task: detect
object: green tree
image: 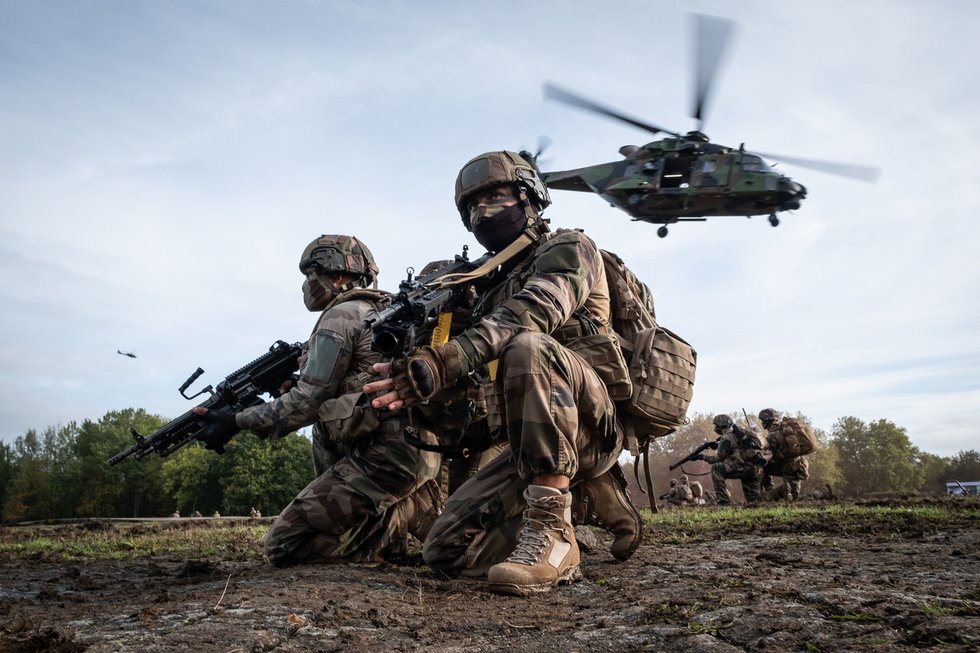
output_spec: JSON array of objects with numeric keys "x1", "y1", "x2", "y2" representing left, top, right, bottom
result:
[
  {"x1": 220, "y1": 432, "x2": 313, "y2": 516},
  {"x1": 918, "y1": 451, "x2": 950, "y2": 495},
  {"x1": 0, "y1": 441, "x2": 14, "y2": 520},
  {"x1": 832, "y1": 417, "x2": 924, "y2": 496},
  {"x1": 42, "y1": 423, "x2": 81, "y2": 518},
  {"x1": 943, "y1": 450, "x2": 980, "y2": 493},
  {"x1": 2, "y1": 430, "x2": 53, "y2": 521},
  {"x1": 73, "y1": 409, "x2": 168, "y2": 517},
  {"x1": 161, "y1": 445, "x2": 225, "y2": 515}
]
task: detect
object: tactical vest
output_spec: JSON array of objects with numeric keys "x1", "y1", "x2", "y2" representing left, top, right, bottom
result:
[{"x1": 475, "y1": 231, "x2": 697, "y2": 456}]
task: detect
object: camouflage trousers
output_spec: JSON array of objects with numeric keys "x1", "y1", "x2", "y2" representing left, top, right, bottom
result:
[
  {"x1": 712, "y1": 460, "x2": 764, "y2": 505},
  {"x1": 422, "y1": 332, "x2": 622, "y2": 577},
  {"x1": 763, "y1": 456, "x2": 810, "y2": 500},
  {"x1": 264, "y1": 414, "x2": 442, "y2": 567}
]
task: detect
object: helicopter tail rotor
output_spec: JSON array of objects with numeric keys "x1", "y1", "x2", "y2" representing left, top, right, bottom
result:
[{"x1": 519, "y1": 135, "x2": 553, "y2": 172}]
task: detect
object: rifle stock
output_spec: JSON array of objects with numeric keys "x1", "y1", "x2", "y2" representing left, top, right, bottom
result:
[{"x1": 107, "y1": 340, "x2": 303, "y2": 465}]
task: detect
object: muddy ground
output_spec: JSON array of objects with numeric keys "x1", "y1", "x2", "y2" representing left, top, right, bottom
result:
[{"x1": 1, "y1": 500, "x2": 978, "y2": 653}]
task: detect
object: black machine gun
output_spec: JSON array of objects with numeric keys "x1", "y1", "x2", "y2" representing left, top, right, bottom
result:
[
  {"x1": 669, "y1": 439, "x2": 719, "y2": 471},
  {"x1": 107, "y1": 340, "x2": 303, "y2": 466},
  {"x1": 364, "y1": 246, "x2": 491, "y2": 357}
]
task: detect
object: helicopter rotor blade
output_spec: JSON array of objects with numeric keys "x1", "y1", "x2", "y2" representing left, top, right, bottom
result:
[
  {"x1": 543, "y1": 82, "x2": 681, "y2": 138},
  {"x1": 754, "y1": 150, "x2": 882, "y2": 182},
  {"x1": 692, "y1": 13, "x2": 736, "y2": 132}
]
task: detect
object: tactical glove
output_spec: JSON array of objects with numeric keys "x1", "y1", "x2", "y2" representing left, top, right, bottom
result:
[
  {"x1": 196, "y1": 407, "x2": 241, "y2": 454},
  {"x1": 391, "y1": 342, "x2": 463, "y2": 403}
]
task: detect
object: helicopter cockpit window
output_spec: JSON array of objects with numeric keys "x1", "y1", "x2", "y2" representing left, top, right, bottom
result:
[{"x1": 740, "y1": 154, "x2": 771, "y2": 173}]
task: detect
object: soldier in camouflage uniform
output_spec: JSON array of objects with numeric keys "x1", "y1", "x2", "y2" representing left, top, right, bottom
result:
[
  {"x1": 194, "y1": 235, "x2": 442, "y2": 566},
  {"x1": 367, "y1": 150, "x2": 643, "y2": 597},
  {"x1": 759, "y1": 408, "x2": 811, "y2": 501},
  {"x1": 698, "y1": 414, "x2": 769, "y2": 505}
]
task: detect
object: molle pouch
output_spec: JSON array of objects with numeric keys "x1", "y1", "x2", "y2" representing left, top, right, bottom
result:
[
  {"x1": 625, "y1": 326, "x2": 697, "y2": 428},
  {"x1": 484, "y1": 377, "x2": 505, "y2": 436},
  {"x1": 318, "y1": 392, "x2": 380, "y2": 443},
  {"x1": 566, "y1": 332, "x2": 633, "y2": 401}
]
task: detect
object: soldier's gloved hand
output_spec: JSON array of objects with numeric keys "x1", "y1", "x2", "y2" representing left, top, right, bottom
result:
[
  {"x1": 192, "y1": 406, "x2": 241, "y2": 454},
  {"x1": 391, "y1": 342, "x2": 462, "y2": 403}
]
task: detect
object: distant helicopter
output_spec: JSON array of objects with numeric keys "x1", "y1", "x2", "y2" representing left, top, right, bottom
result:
[
  {"x1": 539, "y1": 14, "x2": 880, "y2": 238},
  {"x1": 117, "y1": 350, "x2": 137, "y2": 359}
]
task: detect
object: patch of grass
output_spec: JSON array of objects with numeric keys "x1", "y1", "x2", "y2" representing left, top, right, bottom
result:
[
  {"x1": 922, "y1": 600, "x2": 953, "y2": 617},
  {"x1": 640, "y1": 501, "x2": 980, "y2": 541},
  {"x1": 687, "y1": 619, "x2": 734, "y2": 636},
  {"x1": 0, "y1": 522, "x2": 269, "y2": 561}
]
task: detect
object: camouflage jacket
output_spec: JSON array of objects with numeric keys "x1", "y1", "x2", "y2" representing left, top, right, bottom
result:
[
  {"x1": 236, "y1": 289, "x2": 388, "y2": 439},
  {"x1": 702, "y1": 427, "x2": 767, "y2": 467},
  {"x1": 450, "y1": 228, "x2": 612, "y2": 377}
]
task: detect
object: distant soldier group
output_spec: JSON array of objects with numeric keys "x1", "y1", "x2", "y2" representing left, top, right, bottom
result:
[
  {"x1": 661, "y1": 475, "x2": 707, "y2": 507},
  {"x1": 673, "y1": 409, "x2": 818, "y2": 506}
]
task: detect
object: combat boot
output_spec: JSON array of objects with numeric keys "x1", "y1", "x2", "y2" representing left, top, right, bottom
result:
[
  {"x1": 571, "y1": 463, "x2": 644, "y2": 561},
  {"x1": 487, "y1": 485, "x2": 581, "y2": 596},
  {"x1": 403, "y1": 478, "x2": 444, "y2": 541}
]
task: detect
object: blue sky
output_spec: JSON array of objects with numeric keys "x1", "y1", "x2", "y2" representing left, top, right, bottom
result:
[{"x1": 1, "y1": 0, "x2": 978, "y2": 456}]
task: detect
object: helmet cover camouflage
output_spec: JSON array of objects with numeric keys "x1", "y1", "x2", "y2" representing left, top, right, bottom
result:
[
  {"x1": 454, "y1": 150, "x2": 551, "y2": 226},
  {"x1": 758, "y1": 408, "x2": 779, "y2": 426},
  {"x1": 713, "y1": 414, "x2": 733, "y2": 430},
  {"x1": 299, "y1": 235, "x2": 379, "y2": 287}
]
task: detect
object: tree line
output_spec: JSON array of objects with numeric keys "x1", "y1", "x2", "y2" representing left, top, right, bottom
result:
[
  {"x1": 0, "y1": 408, "x2": 312, "y2": 522},
  {"x1": 1, "y1": 408, "x2": 978, "y2": 522},
  {"x1": 623, "y1": 412, "x2": 979, "y2": 507}
]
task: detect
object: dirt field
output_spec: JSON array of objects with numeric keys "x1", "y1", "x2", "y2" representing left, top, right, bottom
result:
[{"x1": 2, "y1": 499, "x2": 978, "y2": 653}]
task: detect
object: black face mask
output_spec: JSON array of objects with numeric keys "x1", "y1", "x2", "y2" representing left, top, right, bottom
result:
[
  {"x1": 302, "y1": 275, "x2": 333, "y2": 312},
  {"x1": 471, "y1": 203, "x2": 528, "y2": 252}
]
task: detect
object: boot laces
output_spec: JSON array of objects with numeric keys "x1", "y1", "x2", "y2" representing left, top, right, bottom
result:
[{"x1": 506, "y1": 500, "x2": 567, "y2": 566}]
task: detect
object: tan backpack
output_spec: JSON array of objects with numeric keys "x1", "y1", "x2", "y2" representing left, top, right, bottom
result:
[
  {"x1": 601, "y1": 250, "x2": 697, "y2": 454},
  {"x1": 690, "y1": 480, "x2": 704, "y2": 499},
  {"x1": 772, "y1": 416, "x2": 819, "y2": 458}
]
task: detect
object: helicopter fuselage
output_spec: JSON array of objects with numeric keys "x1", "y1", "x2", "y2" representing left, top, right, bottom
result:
[{"x1": 542, "y1": 137, "x2": 807, "y2": 225}]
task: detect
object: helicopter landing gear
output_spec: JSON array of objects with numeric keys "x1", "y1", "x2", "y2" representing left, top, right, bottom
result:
[
  {"x1": 657, "y1": 226, "x2": 669, "y2": 238},
  {"x1": 768, "y1": 213, "x2": 780, "y2": 227}
]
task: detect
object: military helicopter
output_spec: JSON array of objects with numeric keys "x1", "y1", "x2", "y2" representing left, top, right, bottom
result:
[{"x1": 540, "y1": 14, "x2": 880, "y2": 238}]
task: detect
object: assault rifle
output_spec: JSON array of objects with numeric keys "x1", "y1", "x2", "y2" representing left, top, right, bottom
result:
[
  {"x1": 107, "y1": 340, "x2": 303, "y2": 465},
  {"x1": 364, "y1": 246, "x2": 491, "y2": 357},
  {"x1": 669, "y1": 439, "x2": 719, "y2": 471}
]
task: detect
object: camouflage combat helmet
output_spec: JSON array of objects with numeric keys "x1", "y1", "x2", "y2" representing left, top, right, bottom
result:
[
  {"x1": 712, "y1": 414, "x2": 733, "y2": 430},
  {"x1": 758, "y1": 408, "x2": 780, "y2": 428},
  {"x1": 669, "y1": 478, "x2": 677, "y2": 486},
  {"x1": 299, "y1": 235, "x2": 378, "y2": 287},
  {"x1": 454, "y1": 150, "x2": 551, "y2": 226}
]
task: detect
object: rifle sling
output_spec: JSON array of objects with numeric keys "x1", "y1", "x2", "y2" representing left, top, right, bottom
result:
[{"x1": 430, "y1": 233, "x2": 535, "y2": 287}]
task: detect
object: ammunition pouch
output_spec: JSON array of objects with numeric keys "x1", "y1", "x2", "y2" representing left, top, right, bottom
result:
[
  {"x1": 565, "y1": 332, "x2": 632, "y2": 401},
  {"x1": 622, "y1": 326, "x2": 697, "y2": 437},
  {"x1": 318, "y1": 391, "x2": 380, "y2": 443}
]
